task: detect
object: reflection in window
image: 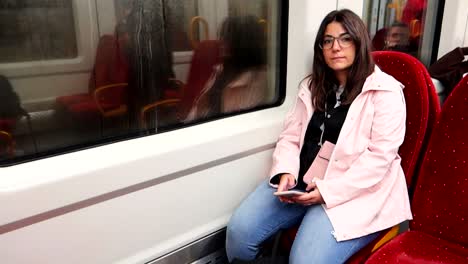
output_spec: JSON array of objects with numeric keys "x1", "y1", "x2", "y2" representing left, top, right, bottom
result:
[
  {"x1": 364, "y1": 0, "x2": 450, "y2": 102},
  {"x1": 185, "y1": 15, "x2": 268, "y2": 122},
  {"x1": 364, "y1": 0, "x2": 431, "y2": 60},
  {"x1": 0, "y1": 0, "x2": 286, "y2": 166},
  {"x1": 0, "y1": 0, "x2": 77, "y2": 63}
]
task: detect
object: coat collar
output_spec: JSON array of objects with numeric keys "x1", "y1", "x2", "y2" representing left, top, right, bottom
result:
[
  {"x1": 361, "y1": 66, "x2": 405, "y2": 92},
  {"x1": 300, "y1": 66, "x2": 404, "y2": 96}
]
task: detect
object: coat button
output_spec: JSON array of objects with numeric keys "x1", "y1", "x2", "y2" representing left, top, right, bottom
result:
[{"x1": 327, "y1": 114, "x2": 331, "y2": 118}]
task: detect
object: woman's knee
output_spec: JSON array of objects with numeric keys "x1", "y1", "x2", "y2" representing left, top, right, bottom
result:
[
  {"x1": 226, "y1": 215, "x2": 257, "y2": 261},
  {"x1": 226, "y1": 213, "x2": 248, "y2": 243}
]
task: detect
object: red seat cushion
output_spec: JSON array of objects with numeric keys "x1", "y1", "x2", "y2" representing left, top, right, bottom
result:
[
  {"x1": 163, "y1": 89, "x2": 182, "y2": 99},
  {"x1": 0, "y1": 119, "x2": 15, "y2": 131},
  {"x1": 366, "y1": 231, "x2": 468, "y2": 264},
  {"x1": 365, "y1": 74, "x2": 468, "y2": 264},
  {"x1": 67, "y1": 100, "x2": 120, "y2": 115},
  {"x1": 56, "y1": 93, "x2": 91, "y2": 106}
]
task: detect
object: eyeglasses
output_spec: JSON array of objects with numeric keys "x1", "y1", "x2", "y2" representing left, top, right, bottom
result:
[{"x1": 320, "y1": 34, "x2": 354, "y2": 50}]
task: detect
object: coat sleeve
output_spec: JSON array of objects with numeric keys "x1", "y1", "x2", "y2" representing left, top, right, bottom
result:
[
  {"x1": 269, "y1": 93, "x2": 305, "y2": 188},
  {"x1": 316, "y1": 88, "x2": 406, "y2": 208}
]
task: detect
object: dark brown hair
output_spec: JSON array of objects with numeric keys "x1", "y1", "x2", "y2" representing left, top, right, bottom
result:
[
  {"x1": 309, "y1": 9, "x2": 375, "y2": 111},
  {"x1": 198, "y1": 15, "x2": 266, "y2": 118}
]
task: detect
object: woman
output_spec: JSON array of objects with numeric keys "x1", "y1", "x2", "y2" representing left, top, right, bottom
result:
[
  {"x1": 186, "y1": 15, "x2": 267, "y2": 121},
  {"x1": 226, "y1": 9, "x2": 412, "y2": 264}
]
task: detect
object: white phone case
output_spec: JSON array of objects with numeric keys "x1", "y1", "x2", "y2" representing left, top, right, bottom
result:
[{"x1": 273, "y1": 190, "x2": 306, "y2": 197}]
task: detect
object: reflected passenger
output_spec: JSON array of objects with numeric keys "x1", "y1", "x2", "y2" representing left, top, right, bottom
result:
[
  {"x1": 384, "y1": 22, "x2": 411, "y2": 53},
  {"x1": 186, "y1": 15, "x2": 267, "y2": 121}
]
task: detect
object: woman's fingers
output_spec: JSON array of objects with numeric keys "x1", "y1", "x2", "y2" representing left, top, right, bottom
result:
[
  {"x1": 306, "y1": 182, "x2": 316, "y2": 192},
  {"x1": 292, "y1": 190, "x2": 320, "y2": 205}
]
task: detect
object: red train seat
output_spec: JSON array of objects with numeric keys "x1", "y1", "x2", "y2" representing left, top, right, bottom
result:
[{"x1": 365, "y1": 75, "x2": 468, "y2": 264}]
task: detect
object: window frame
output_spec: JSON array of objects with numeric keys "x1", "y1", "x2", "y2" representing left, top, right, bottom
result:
[
  {"x1": 0, "y1": 0, "x2": 289, "y2": 167},
  {"x1": 0, "y1": 0, "x2": 99, "y2": 78}
]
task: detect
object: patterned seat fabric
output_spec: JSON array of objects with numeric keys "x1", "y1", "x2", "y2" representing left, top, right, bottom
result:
[
  {"x1": 367, "y1": 231, "x2": 468, "y2": 264},
  {"x1": 365, "y1": 75, "x2": 468, "y2": 263}
]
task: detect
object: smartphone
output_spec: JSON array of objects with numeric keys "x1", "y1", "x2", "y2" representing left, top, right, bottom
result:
[{"x1": 273, "y1": 188, "x2": 307, "y2": 197}]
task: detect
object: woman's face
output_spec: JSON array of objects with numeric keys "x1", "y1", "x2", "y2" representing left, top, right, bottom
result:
[{"x1": 322, "y1": 21, "x2": 356, "y2": 74}]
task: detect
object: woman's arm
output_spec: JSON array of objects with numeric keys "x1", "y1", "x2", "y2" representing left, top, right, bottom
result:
[
  {"x1": 269, "y1": 95, "x2": 305, "y2": 188},
  {"x1": 316, "y1": 89, "x2": 406, "y2": 208}
]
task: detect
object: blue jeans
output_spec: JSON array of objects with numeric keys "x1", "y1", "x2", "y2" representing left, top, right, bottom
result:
[{"x1": 226, "y1": 181, "x2": 380, "y2": 264}]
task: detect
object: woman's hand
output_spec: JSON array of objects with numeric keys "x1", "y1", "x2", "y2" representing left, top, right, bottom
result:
[
  {"x1": 277, "y1": 173, "x2": 296, "y2": 203},
  {"x1": 292, "y1": 182, "x2": 324, "y2": 206}
]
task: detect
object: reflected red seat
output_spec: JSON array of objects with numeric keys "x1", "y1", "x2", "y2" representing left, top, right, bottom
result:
[
  {"x1": 136, "y1": 40, "x2": 221, "y2": 129},
  {"x1": 178, "y1": 40, "x2": 222, "y2": 118},
  {"x1": 56, "y1": 35, "x2": 129, "y2": 118},
  {"x1": 372, "y1": 28, "x2": 387, "y2": 51},
  {"x1": 365, "y1": 74, "x2": 468, "y2": 264},
  {"x1": 0, "y1": 119, "x2": 15, "y2": 132},
  {"x1": 0, "y1": 128, "x2": 14, "y2": 157}
]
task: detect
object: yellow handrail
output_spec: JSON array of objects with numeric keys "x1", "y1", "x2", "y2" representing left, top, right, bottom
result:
[
  {"x1": 93, "y1": 82, "x2": 129, "y2": 117},
  {"x1": 387, "y1": 0, "x2": 404, "y2": 22},
  {"x1": 140, "y1": 99, "x2": 181, "y2": 129},
  {"x1": 409, "y1": 19, "x2": 422, "y2": 38},
  {"x1": 0, "y1": 130, "x2": 14, "y2": 157},
  {"x1": 371, "y1": 225, "x2": 400, "y2": 252},
  {"x1": 258, "y1": 19, "x2": 268, "y2": 34},
  {"x1": 190, "y1": 16, "x2": 209, "y2": 49}
]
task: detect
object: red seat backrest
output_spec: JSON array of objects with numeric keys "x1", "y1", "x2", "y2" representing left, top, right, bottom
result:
[
  {"x1": 179, "y1": 40, "x2": 222, "y2": 118},
  {"x1": 410, "y1": 75, "x2": 468, "y2": 247},
  {"x1": 373, "y1": 51, "x2": 430, "y2": 186},
  {"x1": 88, "y1": 35, "x2": 129, "y2": 105},
  {"x1": 372, "y1": 28, "x2": 387, "y2": 51}
]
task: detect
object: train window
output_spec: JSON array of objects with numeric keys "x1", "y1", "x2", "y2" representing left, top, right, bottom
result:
[
  {"x1": 363, "y1": 0, "x2": 444, "y2": 67},
  {"x1": 0, "y1": 0, "x2": 78, "y2": 63},
  {"x1": 0, "y1": 0, "x2": 287, "y2": 166}
]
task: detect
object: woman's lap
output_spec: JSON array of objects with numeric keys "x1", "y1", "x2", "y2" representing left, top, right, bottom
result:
[
  {"x1": 226, "y1": 180, "x2": 380, "y2": 263},
  {"x1": 290, "y1": 205, "x2": 380, "y2": 264},
  {"x1": 226, "y1": 181, "x2": 306, "y2": 261}
]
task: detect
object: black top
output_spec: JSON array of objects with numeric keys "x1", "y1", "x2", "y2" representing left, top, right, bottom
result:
[{"x1": 295, "y1": 89, "x2": 350, "y2": 190}]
